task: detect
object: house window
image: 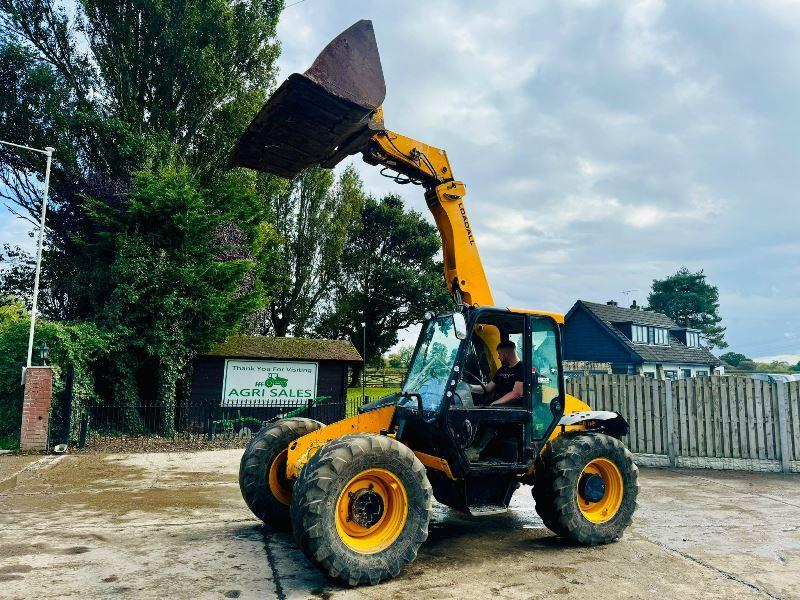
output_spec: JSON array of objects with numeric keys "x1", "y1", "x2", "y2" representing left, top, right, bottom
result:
[
  {"x1": 664, "y1": 370, "x2": 678, "y2": 379},
  {"x1": 631, "y1": 325, "x2": 669, "y2": 346},
  {"x1": 643, "y1": 372, "x2": 655, "y2": 379},
  {"x1": 681, "y1": 368, "x2": 692, "y2": 379},
  {"x1": 686, "y1": 331, "x2": 701, "y2": 347},
  {"x1": 696, "y1": 370, "x2": 709, "y2": 377}
]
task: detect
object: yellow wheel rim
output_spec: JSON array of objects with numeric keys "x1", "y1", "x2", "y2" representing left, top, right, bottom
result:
[
  {"x1": 577, "y1": 458, "x2": 623, "y2": 523},
  {"x1": 268, "y1": 449, "x2": 293, "y2": 506},
  {"x1": 335, "y1": 468, "x2": 408, "y2": 554}
]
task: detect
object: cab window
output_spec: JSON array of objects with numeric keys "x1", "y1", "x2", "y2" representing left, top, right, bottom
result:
[
  {"x1": 529, "y1": 317, "x2": 562, "y2": 439},
  {"x1": 461, "y1": 313, "x2": 524, "y2": 406}
]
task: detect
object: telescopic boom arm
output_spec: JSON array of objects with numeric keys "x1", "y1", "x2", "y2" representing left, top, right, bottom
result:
[{"x1": 362, "y1": 124, "x2": 494, "y2": 307}]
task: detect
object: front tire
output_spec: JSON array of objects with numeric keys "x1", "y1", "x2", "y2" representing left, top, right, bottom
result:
[
  {"x1": 238, "y1": 417, "x2": 323, "y2": 529},
  {"x1": 533, "y1": 432, "x2": 638, "y2": 545},
  {"x1": 290, "y1": 434, "x2": 433, "y2": 586}
]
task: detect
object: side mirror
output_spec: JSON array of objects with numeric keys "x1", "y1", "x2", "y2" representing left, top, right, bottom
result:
[{"x1": 453, "y1": 312, "x2": 467, "y2": 340}]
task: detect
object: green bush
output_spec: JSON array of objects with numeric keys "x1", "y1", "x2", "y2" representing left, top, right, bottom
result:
[{"x1": 0, "y1": 300, "x2": 108, "y2": 446}]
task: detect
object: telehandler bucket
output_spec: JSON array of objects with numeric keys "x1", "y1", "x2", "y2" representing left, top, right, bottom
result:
[{"x1": 230, "y1": 20, "x2": 385, "y2": 178}]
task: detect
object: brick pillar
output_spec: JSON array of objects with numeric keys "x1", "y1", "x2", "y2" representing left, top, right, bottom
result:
[{"x1": 20, "y1": 367, "x2": 53, "y2": 451}]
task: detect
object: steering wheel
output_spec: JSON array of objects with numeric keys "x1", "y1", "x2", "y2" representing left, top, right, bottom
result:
[{"x1": 463, "y1": 370, "x2": 488, "y2": 399}]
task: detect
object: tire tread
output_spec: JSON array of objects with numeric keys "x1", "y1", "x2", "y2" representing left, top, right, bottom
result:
[
  {"x1": 290, "y1": 434, "x2": 432, "y2": 586},
  {"x1": 532, "y1": 432, "x2": 638, "y2": 545}
]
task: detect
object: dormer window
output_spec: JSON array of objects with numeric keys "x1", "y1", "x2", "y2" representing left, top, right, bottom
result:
[
  {"x1": 632, "y1": 325, "x2": 669, "y2": 345},
  {"x1": 686, "y1": 331, "x2": 701, "y2": 347}
]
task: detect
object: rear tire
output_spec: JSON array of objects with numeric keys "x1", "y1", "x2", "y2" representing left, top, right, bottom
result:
[
  {"x1": 290, "y1": 434, "x2": 432, "y2": 586},
  {"x1": 533, "y1": 432, "x2": 638, "y2": 545},
  {"x1": 239, "y1": 418, "x2": 323, "y2": 529}
]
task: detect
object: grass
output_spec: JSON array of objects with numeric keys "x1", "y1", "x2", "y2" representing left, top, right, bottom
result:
[
  {"x1": 346, "y1": 387, "x2": 400, "y2": 417},
  {"x1": 347, "y1": 387, "x2": 400, "y2": 401}
]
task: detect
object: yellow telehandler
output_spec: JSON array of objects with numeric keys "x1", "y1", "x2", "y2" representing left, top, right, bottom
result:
[{"x1": 232, "y1": 20, "x2": 638, "y2": 586}]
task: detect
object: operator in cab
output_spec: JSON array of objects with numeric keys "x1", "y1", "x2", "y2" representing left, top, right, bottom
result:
[
  {"x1": 464, "y1": 340, "x2": 523, "y2": 461},
  {"x1": 471, "y1": 340, "x2": 523, "y2": 406}
]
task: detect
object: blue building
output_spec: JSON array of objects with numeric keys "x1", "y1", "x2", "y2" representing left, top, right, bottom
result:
[{"x1": 563, "y1": 300, "x2": 722, "y2": 379}]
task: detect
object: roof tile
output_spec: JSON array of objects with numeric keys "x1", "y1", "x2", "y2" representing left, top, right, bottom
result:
[
  {"x1": 205, "y1": 336, "x2": 362, "y2": 363},
  {"x1": 577, "y1": 301, "x2": 721, "y2": 366}
]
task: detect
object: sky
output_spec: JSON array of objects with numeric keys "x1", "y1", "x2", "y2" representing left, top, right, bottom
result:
[
  {"x1": 271, "y1": 0, "x2": 800, "y2": 361},
  {"x1": 2, "y1": 0, "x2": 799, "y2": 363}
]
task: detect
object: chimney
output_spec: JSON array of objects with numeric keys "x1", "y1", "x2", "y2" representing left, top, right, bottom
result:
[
  {"x1": 630, "y1": 300, "x2": 639, "y2": 310},
  {"x1": 606, "y1": 300, "x2": 618, "y2": 306}
]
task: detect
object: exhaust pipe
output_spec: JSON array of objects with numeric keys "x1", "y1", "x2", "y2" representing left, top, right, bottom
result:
[{"x1": 230, "y1": 20, "x2": 385, "y2": 178}]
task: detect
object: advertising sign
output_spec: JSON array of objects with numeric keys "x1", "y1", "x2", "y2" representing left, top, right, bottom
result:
[{"x1": 222, "y1": 359, "x2": 318, "y2": 406}]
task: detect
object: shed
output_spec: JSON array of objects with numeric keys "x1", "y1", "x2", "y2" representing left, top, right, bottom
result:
[{"x1": 189, "y1": 336, "x2": 362, "y2": 425}]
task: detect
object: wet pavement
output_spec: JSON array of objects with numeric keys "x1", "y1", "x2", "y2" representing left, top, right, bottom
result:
[{"x1": 0, "y1": 450, "x2": 798, "y2": 599}]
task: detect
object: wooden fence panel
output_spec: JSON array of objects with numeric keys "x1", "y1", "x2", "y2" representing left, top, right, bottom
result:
[
  {"x1": 705, "y1": 378, "x2": 717, "y2": 457},
  {"x1": 789, "y1": 382, "x2": 800, "y2": 461},
  {"x1": 689, "y1": 379, "x2": 701, "y2": 457},
  {"x1": 761, "y1": 380, "x2": 775, "y2": 460},
  {"x1": 736, "y1": 377, "x2": 749, "y2": 458},
  {"x1": 753, "y1": 380, "x2": 766, "y2": 460},
  {"x1": 641, "y1": 381, "x2": 661, "y2": 454},
  {"x1": 631, "y1": 377, "x2": 645, "y2": 453},
  {"x1": 763, "y1": 380, "x2": 776, "y2": 459},
  {"x1": 565, "y1": 375, "x2": 798, "y2": 470},
  {"x1": 584, "y1": 376, "x2": 595, "y2": 409},
  {"x1": 702, "y1": 378, "x2": 713, "y2": 457},
  {"x1": 643, "y1": 379, "x2": 667, "y2": 454},
  {"x1": 719, "y1": 377, "x2": 731, "y2": 457},
  {"x1": 675, "y1": 379, "x2": 686, "y2": 456},
  {"x1": 736, "y1": 379, "x2": 750, "y2": 458},
  {"x1": 700, "y1": 378, "x2": 711, "y2": 457},
  {"x1": 694, "y1": 378, "x2": 704, "y2": 457},
  {"x1": 710, "y1": 377, "x2": 723, "y2": 458},
  {"x1": 749, "y1": 379, "x2": 760, "y2": 460},
  {"x1": 748, "y1": 378, "x2": 758, "y2": 459},
  {"x1": 729, "y1": 378, "x2": 740, "y2": 459},
  {"x1": 769, "y1": 382, "x2": 782, "y2": 461}
]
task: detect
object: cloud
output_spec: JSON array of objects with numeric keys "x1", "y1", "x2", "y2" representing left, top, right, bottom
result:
[
  {"x1": 5, "y1": 1, "x2": 792, "y2": 356},
  {"x1": 754, "y1": 354, "x2": 800, "y2": 364},
  {"x1": 0, "y1": 209, "x2": 34, "y2": 252}
]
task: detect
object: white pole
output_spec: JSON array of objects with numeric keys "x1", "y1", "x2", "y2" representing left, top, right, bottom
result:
[{"x1": 25, "y1": 147, "x2": 55, "y2": 368}]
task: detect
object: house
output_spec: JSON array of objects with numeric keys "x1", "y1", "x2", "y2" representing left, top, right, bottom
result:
[{"x1": 563, "y1": 300, "x2": 722, "y2": 379}]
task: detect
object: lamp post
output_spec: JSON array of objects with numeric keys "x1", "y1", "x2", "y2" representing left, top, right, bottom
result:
[
  {"x1": 37, "y1": 341, "x2": 50, "y2": 366},
  {"x1": 0, "y1": 140, "x2": 55, "y2": 371},
  {"x1": 361, "y1": 321, "x2": 367, "y2": 404}
]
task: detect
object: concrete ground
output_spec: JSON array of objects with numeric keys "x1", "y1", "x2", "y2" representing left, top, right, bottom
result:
[{"x1": 0, "y1": 451, "x2": 798, "y2": 600}]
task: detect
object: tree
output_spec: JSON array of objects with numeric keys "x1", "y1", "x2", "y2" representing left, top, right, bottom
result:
[
  {"x1": 386, "y1": 345, "x2": 414, "y2": 369},
  {"x1": 646, "y1": 267, "x2": 727, "y2": 349},
  {"x1": 0, "y1": 0, "x2": 283, "y2": 319},
  {"x1": 719, "y1": 352, "x2": 748, "y2": 367},
  {"x1": 737, "y1": 359, "x2": 757, "y2": 372},
  {"x1": 793, "y1": 361, "x2": 800, "y2": 372},
  {"x1": 256, "y1": 166, "x2": 365, "y2": 337},
  {"x1": 316, "y1": 195, "x2": 452, "y2": 383},
  {"x1": 0, "y1": 245, "x2": 34, "y2": 306},
  {"x1": 76, "y1": 165, "x2": 274, "y2": 432}
]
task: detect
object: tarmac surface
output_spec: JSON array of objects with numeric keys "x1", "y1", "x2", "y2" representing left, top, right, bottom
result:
[{"x1": 1, "y1": 449, "x2": 798, "y2": 599}]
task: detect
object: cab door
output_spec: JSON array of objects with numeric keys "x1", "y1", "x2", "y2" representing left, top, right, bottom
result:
[{"x1": 527, "y1": 316, "x2": 565, "y2": 441}]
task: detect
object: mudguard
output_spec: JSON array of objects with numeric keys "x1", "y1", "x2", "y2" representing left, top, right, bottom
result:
[{"x1": 558, "y1": 410, "x2": 629, "y2": 438}]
